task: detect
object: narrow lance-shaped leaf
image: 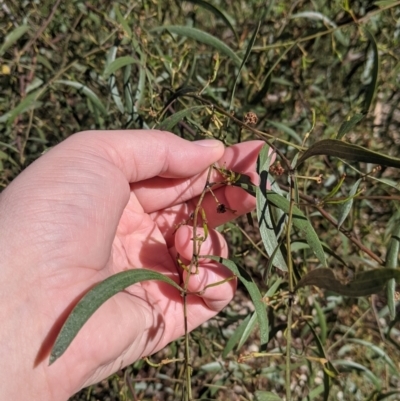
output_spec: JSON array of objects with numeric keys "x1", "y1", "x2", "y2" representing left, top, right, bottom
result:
[
  {"x1": 385, "y1": 224, "x2": 400, "y2": 320},
  {"x1": 150, "y1": 26, "x2": 242, "y2": 67},
  {"x1": 295, "y1": 268, "x2": 400, "y2": 297},
  {"x1": 296, "y1": 139, "x2": 400, "y2": 169},
  {"x1": 105, "y1": 46, "x2": 124, "y2": 114},
  {"x1": 54, "y1": 80, "x2": 107, "y2": 116},
  {"x1": 229, "y1": 19, "x2": 260, "y2": 111},
  {"x1": 257, "y1": 145, "x2": 288, "y2": 271},
  {"x1": 185, "y1": 0, "x2": 239, "y2": 43},
  {"x1": 0, "y1": 24, "x2": 29, "y2": 56},
  {"x1": 337, "y1": 178, "x2": 362, "y2": 228},
  {"x1": 362, "y1": 29, "x2": 380, "y2": 114},
  {"x1": 265, "y1": 191, "x2": 327, "y2": 267},
  {"x1": 157, "y1": 106, "x2": 207, "y2": 131},
  {"x1": 336, "y1": 113, "x2": 364, "y2": 140},
  {"x1": 50, "y1": 270, "x2": 183, "y2": 364},
  {"x1": 222, "y1": 313, "x2": 252, "y2": 358},
  {"x1": 206, "y1": 256, "x2": 269, "y2": 346},
  {"x1": 104, "y1": 56, "x2": 141, "y2": 78},
  {"x1": 254, "y1": 391, "x2": 283, "y2": 401}
]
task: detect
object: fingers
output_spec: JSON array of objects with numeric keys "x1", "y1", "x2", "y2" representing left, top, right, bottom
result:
[
  {"x1": 0, "y1": 130, "x2": 224, "y2": 269},
  {"x1": 174, "y1": 226, "x2": 236, "y2": 312},
  {"x1": 133, "y1": 140, "x2": 265, "y2": 213}
]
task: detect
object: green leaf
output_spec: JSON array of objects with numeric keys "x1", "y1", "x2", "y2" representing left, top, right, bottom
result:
[
  {"x1": 347, "y1": 339, "x2": 398, "y2": 374},
  {"x1": 374, "y1": 0, "x2": 399, "y2": 6},
  {"x1": 385, "y1": 225, "x2": 400, "y2": 320},
  {"x1": 362, "y1": 29, "x2": 380, "y2": 114},
  {"x1": 150, "y1": 26, "x2": 242, "y2": 67},
  {"x1": 295, "y1": 268, "x2": 400, "y2": 297},
  {"x1": 257, "y1": 145, "x2": 288, "y2": 271},
  {"x1": 254, "y1": 391, "x2": 283, "y2": 401},
  {"x1": 234, "y1": 278, "x2": 282, "y2": 352},
  {"x1": 0, "y1": 89, "x2": 42, "y2": 124},
  {"x1": 296, "y1": 139, "x2": 400, "y2": 169},
  {"x1": 104, "y1": 56, "x2": 140, "y2": 78},
  {"x1": 333, "y1": 360, "x2": 381, "y2": 390},
  {"x1": 337, "y1": 178, "x2": 361, "y2": 228},
  {"x1": 184, "y1": 0, "x2": 239, "y2": 43},
  {"x1": 265, "y1": 191, "x2": 327, "y2": 267},
  {"x1": 206, "y1": 256, "x2": 269, "y2": 346},
  {"x1": 157, "y1": 106, "x2": 207, "y2": 131},
  {"x1": 222, "y1": 313, "x2": 252, "y2": 357},
  {"x1": 336, "y1": 113, "x2": 364, "y2": 140},
  {"x1": 105, "y1": 46, "x2": 124, "y2": 113},
  {"x1": 113, "y1": 4, "x2": 132, "y2": 37},
  {"x1": 54, "y1": 80, "x2": 107, "y2": 115},
  {"x1": 0, "y1": 24, "x2": 29, "y2": 56},
  {"x1": 49, "y1": 270, "x2": 182, "y2": 364},
  {"x1": 266, "y1": 120, "x2": 303, "y2": 144},
  {"x1": 229, "y1": 19, "x2": 260, "y2": 111},
  {"x1": 248, "y1": 64, "x2": 272, "y2": 105}
]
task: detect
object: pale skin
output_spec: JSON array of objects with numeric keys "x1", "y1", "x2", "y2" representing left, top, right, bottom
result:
[{"x1": 0, "y1": 130, "x2": 269, "y2": 400}]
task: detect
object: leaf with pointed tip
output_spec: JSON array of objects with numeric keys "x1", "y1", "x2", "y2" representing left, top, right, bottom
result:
[
  {"x1": 150, "y1": 26, "x2": 242, "y2": 67},
  {"x1": 362, "y1": 29, "x2": 380, "y2": 114},
  {"x1": 229, "y1": 18, "x2": 260, "y2": 111},
  {"x1": 206, "y1": 256, "x2": 269, "y2": 345},
  {"x1": 49, "y1": 270, "x2": 182, "y2": 364},
  {"x1": 296, "y1": 139, "x2": 400, "y2": 169},
  {"x1": 337, "y1": 178, "x2": 361, "y2": 228},
  {"x1": 157, "y1": 106, "x2": 206, "y2": 131},
  {"x1": 0, "y1": 24, "x2": 29, "y2": 56},
  {"x1": 184, "y1": 0, "x2": 238, "y2": 43},
  {"x1": 336, "y1": 113, "x2": 364, "y2": 140},
  {"x1": 256, "y1": 145, "x2": 288, "y2": 271},
  {"x1": 254, "y1": 391, "x2": 283, "y2": 401},
  {"x1": 265, "y1": 191, "x2": 327, "y2": 267},
  {"x1": 104, "y1": 56, "x2": 141, "y2": 78},
  {"x1": 385, "y1": 225, "x2": 400, "y2": 320},
  {"x1": 54, "y1": 80, "x2": 107, "y2": 115},
  {"x1": 295, "y1": 268, "x2": 400, "y2": 297}
]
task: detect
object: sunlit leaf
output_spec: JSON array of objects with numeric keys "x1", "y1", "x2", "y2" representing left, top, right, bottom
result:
[
  {"x1": 265, "y1": 191, "x2": 327, "y2": 267},
  {"x1": 385, "y1": 225, "x2": 400, "y2": 320},
  {"x1": 255, "y1": 391, "x2": 283, "y2": 401},
  {"x1": 157, "y1": 106, "x2": 207, "y2": 130},
  {"x1": 222, "y1": 313, "x2": 252, "y2": 357},
  {"x1": 185, "y1": 0, "x2": 239, "y2": 43},
  {"x1": 266, "y1": 120, "x2": 302, "y2": 144},
  {"x1": 105, "y1": 46, "x2": 124, "y2": 113},
  {"x1": 54, "y1": 80, "x2": 107, "y2": 115},
  {"x1": 336, "y1": 113, "x2": 364, "y2": 140},
  {"x1": 295, "y1": 268, "x2": 400, "y2": 297},
  {"x1": 0, "y1": 24, "x2": 29, "y2": 56},
  {"x1": 362, "y1": 29, "x2": 380, "y2": 114},
  {"x1": 0, "y1": 89, "x2": 42, "y2": 124},
  {"x1": 104, "y1": 56, "x2": 141, "y2": 78},
  {"x1": 337, "y1": 178, "x2": 361, "y2": 228},
  {"x1": 150, "y1": 25, "x2": 242, "y2": 67},
  {"x1": 113, "y1": 4, "x2": 132, "y2": 37},
  {"x1": 257, "y1": 145, "x2": 288, "y2": 271},
  {"x1": 206, "y1": 256, "x2": 269, "y2": 345},
  {"x1": 333, "y1": 360, "x2": 381, "y2": 390},
  {"x1": 229, "y1": 18, "x2": 260, "y2": 111},
  {"x1": 296, "y1": 139, "x2": 400, "y2": 168},
  {"x1": 347, "y1": 339, "x2": 398, "y2": 374},
  {"x1": 50, "y1": 270, "x2": 182, "y2": 364}
]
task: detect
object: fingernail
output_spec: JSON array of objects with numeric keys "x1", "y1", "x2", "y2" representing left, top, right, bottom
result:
[{"x1": 195, "y1": 139, "x2": 223, "y2": 148}]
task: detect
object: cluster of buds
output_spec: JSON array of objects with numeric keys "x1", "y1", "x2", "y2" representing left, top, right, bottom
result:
[
  {"x1": 269, "y1": 161, "x2": 285, "y2": 176},
  {"x1": 243, "y1": 111, "x2": 258, "y2": 125}
]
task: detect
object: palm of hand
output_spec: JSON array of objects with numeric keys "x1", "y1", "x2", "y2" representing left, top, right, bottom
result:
[{"x1": 0, "y1": 130, "x2": 265, "y2": 398}]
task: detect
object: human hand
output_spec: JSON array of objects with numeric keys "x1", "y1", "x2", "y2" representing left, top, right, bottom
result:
[{"x1": 0, "y1": 130, "x2": 269, "y2": 400}]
